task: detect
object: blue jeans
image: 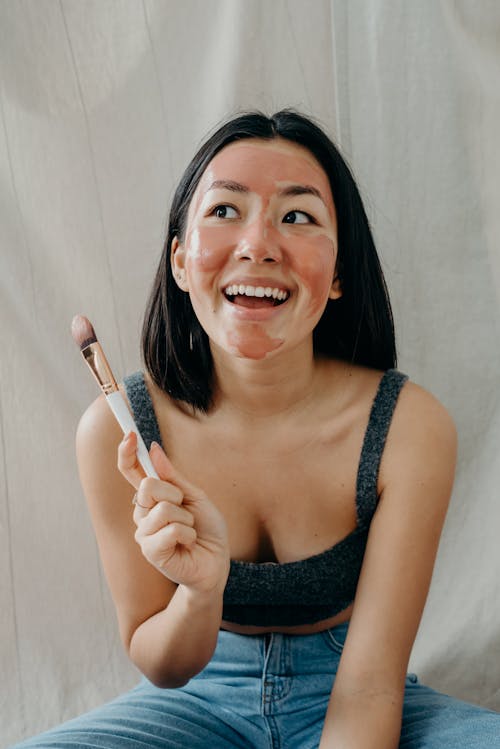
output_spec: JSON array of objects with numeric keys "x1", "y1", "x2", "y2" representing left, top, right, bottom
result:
[{"x1": 11, "y1": 621, "x2": 500, "y2": 748}]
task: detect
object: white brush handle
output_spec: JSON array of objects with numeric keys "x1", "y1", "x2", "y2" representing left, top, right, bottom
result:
[{"x1": 106, "y1": 390, "x2": 159, "y2": 479}]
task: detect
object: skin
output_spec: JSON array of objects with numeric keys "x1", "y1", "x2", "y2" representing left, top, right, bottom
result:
[
  {"x1": 76, "y1": 137, "x2": 458, "y2": 748},
  {"x1": 170, "y1": 139, "x2": 341, "y2": 361}
]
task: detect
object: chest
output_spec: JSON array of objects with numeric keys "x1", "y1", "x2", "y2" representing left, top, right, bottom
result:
[{"x1": 160, "y1": 409, "x2": 367, "y2": 564}]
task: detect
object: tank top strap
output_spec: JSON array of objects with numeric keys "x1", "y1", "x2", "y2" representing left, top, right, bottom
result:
[
  {"x1": 123, "y1": 371, "x2": 163, "y2": 450},
  {"x1": 355, "y1": 368, "x2": 409, "y2": 527}
]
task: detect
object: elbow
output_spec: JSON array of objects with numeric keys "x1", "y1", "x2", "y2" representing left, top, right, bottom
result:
[
  {"x1": 124, "y1": 621, "x2": 214, "y2": 690},
  {"x1": 123, "y1": 627, "x2": 187, "y2": 688},
  {"x1": 127, "y1": 647, "x2": 199, "y2": 690},
  {"x1": 146, "y1": 671, "x2": 190, "y2": 690},
  {"x1": 129, "y1": 655, "x2": 192, "y2": 689}
]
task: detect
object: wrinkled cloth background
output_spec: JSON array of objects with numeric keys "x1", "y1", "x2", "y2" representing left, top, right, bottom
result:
[{"x1": 1, "y1": 1, "x2": 499, "y2": 745}]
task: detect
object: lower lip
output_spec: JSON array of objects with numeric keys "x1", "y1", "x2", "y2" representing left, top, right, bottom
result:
[{"x1": 222, "y1": 296, "x2": 290, "y2": 321}]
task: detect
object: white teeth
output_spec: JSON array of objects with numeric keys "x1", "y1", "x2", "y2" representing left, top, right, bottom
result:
[{"x1": 223, "y1": 284, "x2": 290, "y2": 301}]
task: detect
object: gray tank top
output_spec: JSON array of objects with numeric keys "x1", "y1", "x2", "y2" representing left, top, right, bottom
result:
[{"x1": 123, "y1": 368, "x2": 408, "y2": 627}]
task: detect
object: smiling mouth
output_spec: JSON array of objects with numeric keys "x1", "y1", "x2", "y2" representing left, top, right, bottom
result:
[{"x1": 223, "y1": 284, "x2": 290, "y2": 308}]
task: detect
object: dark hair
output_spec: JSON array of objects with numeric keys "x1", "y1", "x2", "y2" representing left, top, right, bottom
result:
[{"x1": 142, "y1": 109, "x2": 396, "y2": 412}]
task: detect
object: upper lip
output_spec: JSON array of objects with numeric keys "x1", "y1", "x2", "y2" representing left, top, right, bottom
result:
[{"x1": 221, "y1": 277, "x2": 291, "y2": 293}]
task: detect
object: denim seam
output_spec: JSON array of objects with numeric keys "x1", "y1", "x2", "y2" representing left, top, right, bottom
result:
[
  {"x1": 320, "y1": 629, "x2": 344, "y2": 655},
  {"x1": 265, "y1": 713, "x2": 281, "y2": 749}
]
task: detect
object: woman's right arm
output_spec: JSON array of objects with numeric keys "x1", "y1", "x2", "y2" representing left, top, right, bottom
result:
[{"x1": 75, "y1": 393, "x2": 230, "y2": 688}]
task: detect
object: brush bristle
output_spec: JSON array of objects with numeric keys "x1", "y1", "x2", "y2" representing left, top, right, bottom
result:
[{"x1": 71, "y1": 315, "x2": 97, "y2": 350}]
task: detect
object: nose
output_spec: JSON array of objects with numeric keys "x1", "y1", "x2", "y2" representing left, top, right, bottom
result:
[{"x1": 233, "y1": 218, "x2": 281, "y2": 264}]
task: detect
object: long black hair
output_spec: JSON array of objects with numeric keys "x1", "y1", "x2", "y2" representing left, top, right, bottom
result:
[{"x1": 142, "y1": 109, "x2": 396, "y2": 412}]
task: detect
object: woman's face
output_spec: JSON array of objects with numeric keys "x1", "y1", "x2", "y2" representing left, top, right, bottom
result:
[{"x1": 172, "y1": 138, "x2": 341, "y2": 361}]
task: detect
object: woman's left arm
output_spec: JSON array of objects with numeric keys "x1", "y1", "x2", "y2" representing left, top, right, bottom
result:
[{"x1": 319, "y1": 382, "x2": 458, "y2": 749}]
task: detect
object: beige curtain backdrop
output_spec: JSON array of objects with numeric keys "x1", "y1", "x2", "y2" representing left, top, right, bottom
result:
[{"x1": 1, "y1": 0, "x2": 499, "y2": 745}]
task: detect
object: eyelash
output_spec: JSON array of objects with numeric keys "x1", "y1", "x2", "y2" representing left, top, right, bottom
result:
[
  {"x1": 208, "y1": 204, "x2": 317, "y2": 224},
  {"x1": 209, "y1": 204, "x2": 238, "y2": 219},
  {"x1": 283, "y1": 210, "x2": 317, "y2": 225}
]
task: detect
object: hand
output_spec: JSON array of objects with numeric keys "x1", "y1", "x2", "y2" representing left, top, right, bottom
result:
[{"x1": 118, "y1": 432, "x2": 230, "y2": 594}]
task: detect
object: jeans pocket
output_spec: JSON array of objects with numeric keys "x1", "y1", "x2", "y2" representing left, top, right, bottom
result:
[{"x1": 320, "y1": 621, "x2": 349, "y2": 655}]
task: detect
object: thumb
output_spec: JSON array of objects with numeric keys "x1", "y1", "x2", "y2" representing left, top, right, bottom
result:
[{"x1": 149, "y1": 441, "x2": 201, "y2": 498}]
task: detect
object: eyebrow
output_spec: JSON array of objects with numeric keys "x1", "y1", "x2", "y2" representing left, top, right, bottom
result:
[
  {"x1": 207, "y1": 180, "x2": 326, "y2": 205},
  {"x1": 208, "y1": 180, "x2": 249, "y2": 193},
  {"x1": 279, "y1": 184, "x2": 326, "y2": 204}
]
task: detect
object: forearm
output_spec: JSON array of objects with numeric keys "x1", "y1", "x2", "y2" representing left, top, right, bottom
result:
[
  {"x1": 319, "y1": 684, "x2": 403, "y2": 749},
  {"x1": 128, "y1": 582, "x2": 224, "y2": 688}
]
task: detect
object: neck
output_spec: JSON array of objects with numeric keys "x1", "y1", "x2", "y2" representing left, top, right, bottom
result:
[{"x1": 209, "y1": 339, "x2": 322, "y2": 421}]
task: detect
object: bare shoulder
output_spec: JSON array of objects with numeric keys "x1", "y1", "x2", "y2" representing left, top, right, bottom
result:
[
  {"x1": 319, "y1": 360, "x2": 458, "y2": 495},
  {"x1": 75, "y1": 385, "x2": 134, "y2": 517},
  {"x1": 319, "y1": 360, "x2": 457, "y2": 441},
  {"x1": 76, "y1": 390, "x2": 121, "y2": 446},
  {"x1": 380, "y1": 376, "x2": 458, "y2": 497},
  {"x1": 389, "y1": 377, "x2": 457, "y2": 450}
]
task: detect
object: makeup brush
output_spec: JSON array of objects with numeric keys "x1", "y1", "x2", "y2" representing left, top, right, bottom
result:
[{"x1": 71, "y1": 314, "x2": 158, "y2": 479}]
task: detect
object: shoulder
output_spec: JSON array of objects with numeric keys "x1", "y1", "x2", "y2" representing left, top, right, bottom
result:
[
  {"x1": 76, "y1": 371, "x2": 146, "y2": 455},
  {"x1": 75, "y1": 383, "x2": 134, "y2": 515},
  {"x1": 320, "y1": 360, "x2": 458, "y2": 496},
  {"x1": 389, "y1": 375, "x2": 457, "y2": 452},
  {"x1": 76, "y1": 386, "x2": 126, "y2": 456},
  {"x1": 318, "y1": 360, "x2": 456, "y2": 441},
  {"x1": 379, "y1": 375, "x2": 458, "y2": 499}
]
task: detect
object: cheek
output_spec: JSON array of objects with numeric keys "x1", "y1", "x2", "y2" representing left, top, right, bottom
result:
[
  {"x1": 290, "y1": 236, "x2": 336, "y2": 315},
  {"x1": 185, "y1": 226, "x2": 237, "y2": 274}
]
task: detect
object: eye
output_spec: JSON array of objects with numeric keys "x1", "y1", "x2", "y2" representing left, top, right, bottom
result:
[
  {"x1": 283, "y1": 210, "x2": 315, "y2": 225},
  {"x1": 211, "y1": 204, "x2": 239, "y2": 219}
]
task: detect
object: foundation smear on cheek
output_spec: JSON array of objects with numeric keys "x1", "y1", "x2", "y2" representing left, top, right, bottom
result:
[
  {"x1": 187, "y1": 228, "x2": 202, "y2": 259},
  {"x1": 227, "y1": 327, "x2": 283, "y2": 360}
]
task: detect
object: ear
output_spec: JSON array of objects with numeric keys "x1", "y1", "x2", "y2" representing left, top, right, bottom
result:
[
  {"x1": 170, "y1": 236, "x2": 189, "y2": 292},
  {"x1": 328, "y1": 273, "x2": 342, "y2": 300}
]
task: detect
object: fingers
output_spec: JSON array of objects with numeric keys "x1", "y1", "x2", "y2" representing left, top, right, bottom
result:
[
  {"x1": 119, "y1": 432, "x2": 184, "y2": 499},
  {"x1": 136, "y1": 500, "x2": 195, "y2": 538},
  {"x1": 139, "y1": 522, "x2": 197, "y2": 568},
  {"x1": 135, "y1": 500, "x2": 197, "y2": 570},
  {"x1": 149, "y1": 442, "x2": 204, "y2": 499},
  {"x1": 119, "y1": 434, "x2": 206, "y2": 535},
  {"x1": 117, "y1": 431, "x2": 145, "y2": 488}
]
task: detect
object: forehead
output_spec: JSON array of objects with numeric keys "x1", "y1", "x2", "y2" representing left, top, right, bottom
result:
[{"x1": 195, "y1": 138, "x2": 333, "y2": 200}]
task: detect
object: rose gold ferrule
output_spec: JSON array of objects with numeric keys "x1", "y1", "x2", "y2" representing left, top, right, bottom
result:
[{"x1": 81, "y1": 342, "x2": 118, "y2": 395}]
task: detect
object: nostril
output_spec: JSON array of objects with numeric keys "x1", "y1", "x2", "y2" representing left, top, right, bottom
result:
[{"x1": 238, "y1": 256, "x2": 276, "y2": 263}]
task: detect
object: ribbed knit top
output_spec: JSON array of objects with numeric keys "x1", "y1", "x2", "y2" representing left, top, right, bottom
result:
[{"x1": 123, "y1": 368, "x2": 408, "y2": 627}]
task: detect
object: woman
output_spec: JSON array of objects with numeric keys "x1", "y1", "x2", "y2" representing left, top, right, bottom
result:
[{"x1": 14, "y1": 110, "x2": 500, "y2": 748}]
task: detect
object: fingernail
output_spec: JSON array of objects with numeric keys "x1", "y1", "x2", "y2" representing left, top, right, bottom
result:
[
  {"x1": 151, "y1": 441, "x2": 160, "y2": 450},
  {"x1": 123, "y1": 431, "x2": 133, "y2": 442}
]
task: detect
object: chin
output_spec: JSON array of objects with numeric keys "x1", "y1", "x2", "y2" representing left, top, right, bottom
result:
[{"x1": 228, "y1": 340, "x2": 285, "y2": 361}]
